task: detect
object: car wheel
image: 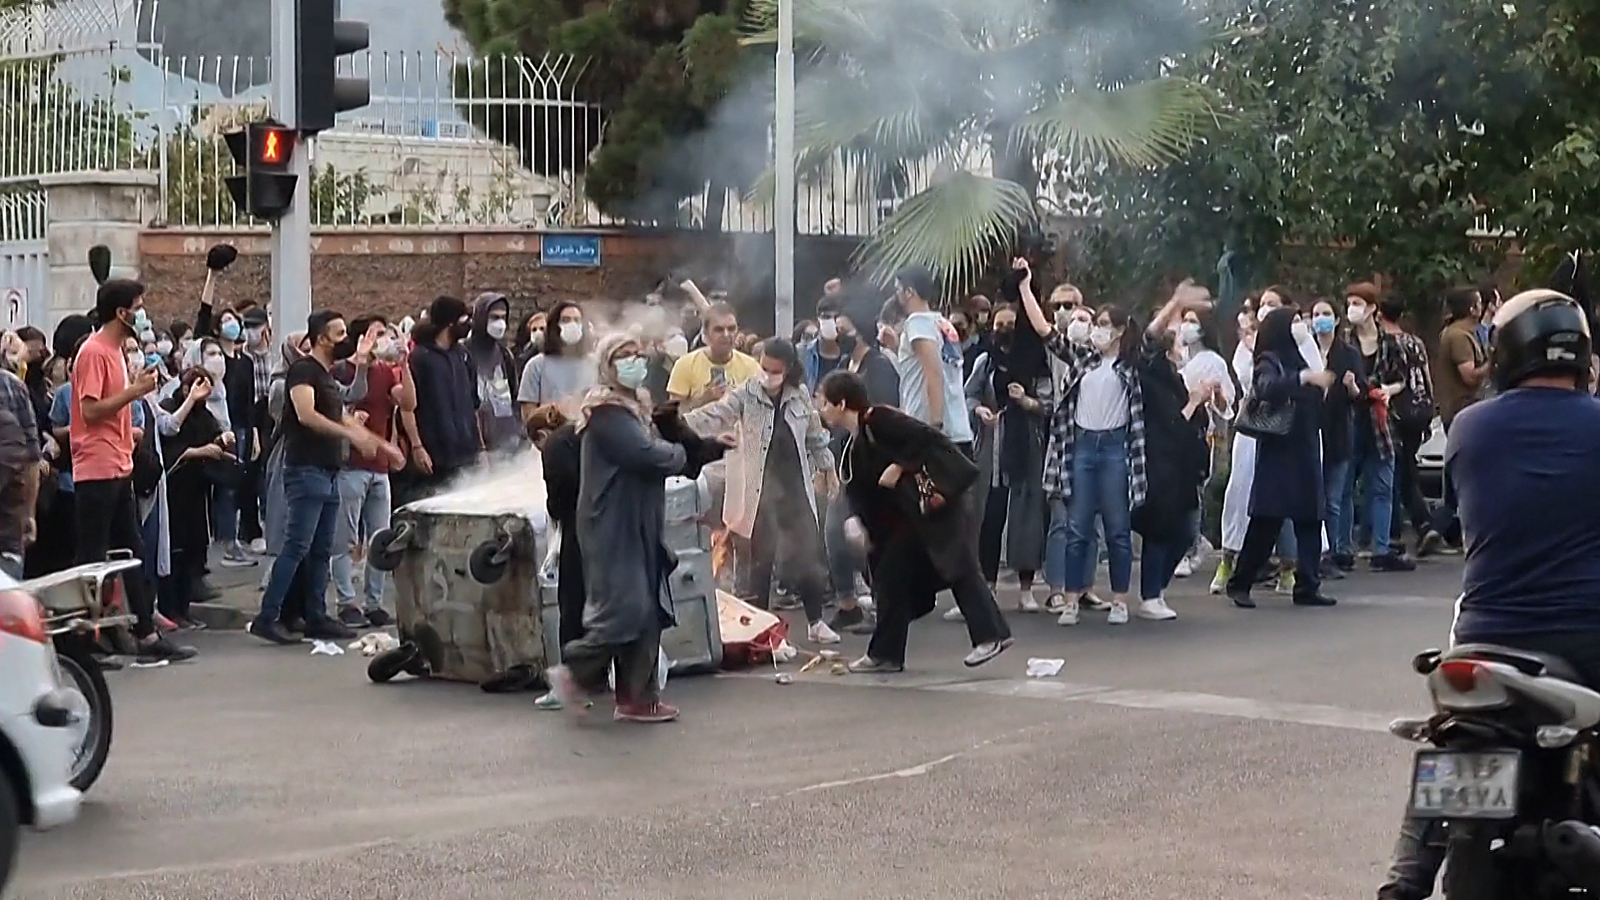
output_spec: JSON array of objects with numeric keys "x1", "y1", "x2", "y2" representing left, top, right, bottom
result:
[
  {"x1": 0, "y1": 768, "x2": 18, "y2": 896},
  {"x1": 55, "y1": 638, "x2": 113, "y2": 792}
]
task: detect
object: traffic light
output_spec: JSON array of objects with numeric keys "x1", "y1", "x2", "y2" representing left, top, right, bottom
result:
[
  {"x1": 224, "y1": 121, "x2": 299, "y2": 221},
  {"x1": 296, "y1": 0, "x2": 370, "y2": 134}
]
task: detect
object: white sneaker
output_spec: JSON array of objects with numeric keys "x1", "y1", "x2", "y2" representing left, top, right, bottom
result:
[
  {"x1": 856, "y1": 594, "x2": 875, "y2": 612},
  {"x1": 808, "y1": 620, "x2": 842, "y2": 645},
  {"x1": 1137, "y1": 597, "x2": 1178, "y2": 621},
  {"x1": 1107, "y1": 602, "x2": 1130, "y2": 625},
  {"x1": 1019, "y1": 592, "x2": 1041, "y2": 613},
  {"x1": 1080, "y1": 592, "x2": 1112, "y2": 612},
  {"x1": 942, "y1": 606, "x2": 965, "y2": 623},
  {"x1": 249, "y1": 538, "x2": 268, "y2": 555},
  {"x1": 1174, "y1": 557, "x2": 1194, "y2": 578},
  {"x1": 1056, "y1": 598, "x2": 1080, "y2": 626}
]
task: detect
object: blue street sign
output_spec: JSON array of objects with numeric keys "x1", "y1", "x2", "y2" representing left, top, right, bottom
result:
[{"x1": 540, "y1": 233, "x2": 602, "y2": 268}]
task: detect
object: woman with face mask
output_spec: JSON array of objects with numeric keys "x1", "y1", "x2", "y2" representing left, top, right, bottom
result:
[
  {"x1": 517, "y1": 300, "x2": 596, "y2": 422},
  {"x1": 1337, "y1": 284, "x2": 1418, "y2": 573},
  {"x1": 466, "y1": 292, "x2": 525, "y2": 456},
  {"x1": 1223, "y1": 307, "x2": 1339, "y2": 609},
  {"x1": 1309, "y1": 297, "x2": 1363, "y2": 582},
  {"x1": 1016, "y1": 258, "x2": 1209, "y2": 626},
  {"x1": 512, "y1": 311, "x2": 548, "y2": 372},
  {"x1": 548, "y1": 333, "x2": 725, "y2": 724},
  {"x1": 1169, "y1": 311, "x2": 1237, "y2": 578},
  {"x1": 682, "y1": 338, "x2": 841, "y2": 645}
]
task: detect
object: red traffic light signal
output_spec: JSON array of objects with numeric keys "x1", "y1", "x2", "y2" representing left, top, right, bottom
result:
[{"x1": 224, "y1": 120, "x2": 299, "y2": 220}]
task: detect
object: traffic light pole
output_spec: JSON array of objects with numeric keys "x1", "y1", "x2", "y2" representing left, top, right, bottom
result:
[{"x1": 270, "y1": 0, "x2": 312, "y2": 344}]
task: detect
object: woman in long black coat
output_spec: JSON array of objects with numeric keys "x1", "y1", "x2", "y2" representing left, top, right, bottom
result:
[{"x1": 1225, "y1": 307, "x2": 1338, "y2": 608}]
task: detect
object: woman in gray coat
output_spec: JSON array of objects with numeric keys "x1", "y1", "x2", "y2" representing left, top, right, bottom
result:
[{"x1": 548, "y1": 332, "x2": 714, "y2": 724}]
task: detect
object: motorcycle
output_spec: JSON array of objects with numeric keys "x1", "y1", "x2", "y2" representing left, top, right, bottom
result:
[
  {"x1": 21, "y1": 553, "x2": 144, "y2": 792},
  {"x1": 1390, "y1": 644, "x2": 1600, "y2": 897}
]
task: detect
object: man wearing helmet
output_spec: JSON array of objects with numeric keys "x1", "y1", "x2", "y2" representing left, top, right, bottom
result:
[{"x1": 1377, "y1": 289, "x2": 1600, "y2": 900}]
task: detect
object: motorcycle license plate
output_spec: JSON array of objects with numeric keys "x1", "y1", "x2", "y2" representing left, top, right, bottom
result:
[{"x1": 1408, "y1": 750, "x2": 1519, "y2": 819}]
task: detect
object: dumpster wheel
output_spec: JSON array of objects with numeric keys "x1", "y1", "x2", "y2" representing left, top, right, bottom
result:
[
  {"x1": 468, "y1": 536, "x2": 512, "y2": 585},
  {"x1": 368, "y1": 521, "x2": 414, "y2": 572},
  {"x1": 368, "y1": 642, "x2": 426, "y2": 683}
]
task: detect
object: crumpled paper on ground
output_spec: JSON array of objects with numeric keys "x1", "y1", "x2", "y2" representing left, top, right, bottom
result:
[
  {"x1": 1026, "y1": 658, "x2": 1065, "y2": 678},
  {"x1": 349, "y1": 632, "x2": 400, "y2": 657},
  {"x1": 310, "y1": 640, "x2": 344, "y2": 656}
]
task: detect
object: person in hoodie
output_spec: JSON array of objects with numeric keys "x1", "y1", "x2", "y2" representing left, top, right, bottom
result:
[
  {"x1": 408, "y1": 296, "x2": 483, "y2": 495},
  {"x1": 466, "y1": 292, "x2": 525, "y2": 457}
]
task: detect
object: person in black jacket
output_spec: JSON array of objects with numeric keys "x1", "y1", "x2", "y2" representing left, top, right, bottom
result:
[
  {"x1": 536, "y1": 413, "x2": 585, "y2": 712},
  {"x1": 1309, "y1": 297, "x2": 1362, "y2": 578},
  {"x1": 1131, "y1": 330, "x2": 1214, "y2": 611},
  {"x1": 407, "y1": 296, "x2": 481, "y2": 497}
]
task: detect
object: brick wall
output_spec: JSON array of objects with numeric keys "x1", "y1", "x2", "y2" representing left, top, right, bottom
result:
[{"x1": 137, "y1": 228, "x2": 859, "y2": 334}]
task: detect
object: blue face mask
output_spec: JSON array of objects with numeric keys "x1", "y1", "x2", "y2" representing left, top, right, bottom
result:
[
  {"x1": 1312, "y1": 315, "x2": 1337, "y2": 335},
  {"x1": 144, "y1": 352, "x2": 162, "y2": 370},
  {"x1": 614, "y1": 356, "x2": 649, "y2": 389},
  {"x1": 131, "y1": 309, "x2": 150, "y2": 333},
  {"x1": 220, "y1": 320, "x2": 242, "y2": 341}
]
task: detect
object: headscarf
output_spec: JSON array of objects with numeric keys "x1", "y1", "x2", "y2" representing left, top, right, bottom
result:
[
  {"x1": 182, "y1": 339, "x2": 232, "y2": 431},
  {"x1": 1255, "y1": 307, "x2": 1306, "y2": 372},
  {"x1": 576, "y1": 331, "x2": 647, "y2": 431},
  {"x1": 277, "y1": 331, "x2": 308, "y2": 375}
]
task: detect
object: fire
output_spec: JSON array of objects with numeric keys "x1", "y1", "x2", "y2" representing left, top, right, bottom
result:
[{"x1": 711, "y1": 528, "x2": 734, "y2": 582}]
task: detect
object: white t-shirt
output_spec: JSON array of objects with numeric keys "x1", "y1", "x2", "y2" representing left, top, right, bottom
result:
[
  {"x1": 1074, "y1": 360, "x2": 1130, "y2": 430},
  {"x1": 895, "y1": 310, "x2": 974, "y2": 443}
]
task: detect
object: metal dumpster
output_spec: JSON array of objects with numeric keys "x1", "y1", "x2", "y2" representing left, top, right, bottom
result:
[
  {"x1": 539, "y1": 474, "x2": 723, "y2": 674},
  {"x1": 367, "y1": 469, "x2": 549, "y2": 687}
]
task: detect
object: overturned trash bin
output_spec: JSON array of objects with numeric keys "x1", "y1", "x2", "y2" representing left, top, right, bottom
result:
[{"x1": 367, "y1": 470, "x2": 548, "y2": 690}]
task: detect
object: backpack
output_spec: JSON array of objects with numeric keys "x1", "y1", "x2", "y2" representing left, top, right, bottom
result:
[{"x1": 1391, "y1": 333, "x2": 1436, "y2": 429}]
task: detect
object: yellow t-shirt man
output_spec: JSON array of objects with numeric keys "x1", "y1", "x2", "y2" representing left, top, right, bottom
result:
[{"x1": 666, "y1": 347, "x2": 762, "y2": 401}]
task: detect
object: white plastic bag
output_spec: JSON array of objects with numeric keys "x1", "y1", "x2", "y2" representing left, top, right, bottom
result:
[
  {"x1": 541, "y1": 523, "x2": 562, "y2": 583},
  {"x1": 607, "y1": 645, "x2": 670, "y2": 692}
]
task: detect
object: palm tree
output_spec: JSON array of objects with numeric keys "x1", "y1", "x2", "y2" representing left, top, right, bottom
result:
[{"x1": 744, "y1": 0, "x2": 1222, "y2": 296}]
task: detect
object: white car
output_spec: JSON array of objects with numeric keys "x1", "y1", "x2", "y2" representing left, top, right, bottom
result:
[
  {"x1": 1415, "y1": 416, "x2": 1446, "y2": 504},
  {"x1": 0, "y1": 572, "x2": 85, "y2": 892}
]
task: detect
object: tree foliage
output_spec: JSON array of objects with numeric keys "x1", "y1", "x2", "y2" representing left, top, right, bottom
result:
[
  {"x1": 1070, "y1": 0, "x2": 1600, "y2": 310},
  {"x1": 742, "y1": 0, "x2": 1222, "y2": 296},
  {"x1": 443, "y1": 0, "x2": 765, "y2": 227}
]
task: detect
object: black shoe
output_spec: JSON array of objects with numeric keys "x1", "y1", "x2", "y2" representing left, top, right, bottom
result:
[
  {"x1": 1293, "y1": 593, "x2": 1338, "y2": 607},
  {"x1": 365, "y1": 608, "x2": 393, "y2": 628},
  {"x1": 338, "y1": 605, "x2": 369, "y2": 628},
  {"x1": 1319, "y1": 558, "x2": 1345, "y2": 581},
  {"x1": 95, "y1": 656, "x2": 124, "y2": 672},
  {"x1": 1371, "y1": 553, "x2": 1417, "y2": 573},
  {"x1": 1227, "y1": 589, "x2": 1256, "y2": 609},
  {"x1": 1331, "y1": 553, "x2": 1356, "y2": 572},
  {"x1": 828, "y1": 605, "x2": 865, "y2": 632},
  {"x1": 1415, "y1": 530, "x2": 1444, "y2": 558},
  {"x1": 192, "y1": 579, "x2": 220, "y2": 602},
  {"x1": 304, "y1": 619, "x2": 357, "y2": 641},
  {"x1": 136, "y1": 634, "x2": 198, "y2": 662},
  {"x1": 282, "y1": 617, "x2": 306, "y2": 634},
  {"x1": 250, "y1": 620, "x2": 302, "y2": 645}
]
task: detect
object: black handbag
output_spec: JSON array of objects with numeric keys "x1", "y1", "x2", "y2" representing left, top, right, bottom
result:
[{"x1": 1234, "y1": 395, "x2": 1295, "y2": 438}]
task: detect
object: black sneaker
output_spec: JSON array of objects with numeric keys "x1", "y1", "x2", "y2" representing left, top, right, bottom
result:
[
  {"x1": 1331, "y1": 553, "x2": 1356, "y2": 572},
  {"x1": 250, "y1": 620, "x2": 302, "y2": 645},
  {"x1": 338, "y1": 605, "x2": 369, "y2": 628},
  {"x1": 365, "y1": 608, "x2": 393, "y2": 628},
  {"x1": 136, "y1": 634, "x2": 198, "y2": 662},
  {"x1": 1371, "y1": 553, "x2": 1417, "y2": 572},
  {"x1": 827, "y1": 605, "x2": 865, "y2": 632},
  {"x1": 1415, "y1": 530, "x2": 1445, "y2": 558},
  {"x1": 1227, "y1": 589, "x2": 1256, "y2": 609},
  {"x1": 1293, "y1": 593, "x2": 1338, "y2": 607},
  {"x1": 304, "y1": 619, "x2": 358, "y2": 641}
]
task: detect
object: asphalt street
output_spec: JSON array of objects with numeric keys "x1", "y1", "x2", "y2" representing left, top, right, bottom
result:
[{"x1": 11, "y1": 558, "x2": 1465, "y2": 900}]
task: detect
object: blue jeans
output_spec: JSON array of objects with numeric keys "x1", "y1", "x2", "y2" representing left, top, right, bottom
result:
[
  {"x1": 824, "y1": 493, "x2": 867, "y2": 599},
  {"x1": 1323, "y1": 458, "x2": 1352, "y2": 558},
  {"x1": 1342, "y1": 442, "x2": 1395, "y2": 557},
  {"x1": 1045, "y1": 503, "x2": 1099, "y2": 591},
  {"x1": 256, "y1": 465, "x2": 341, "y2": 627},
  {"x1": 331, "y1": 469, "x2": 391, "y2": 610},
  {"x1": 1140, "y1": 509, "x2": 1200, "y2": 600},
  {"x1": 1058, "y1": 427, "x2": 1133, "y2": 594}
]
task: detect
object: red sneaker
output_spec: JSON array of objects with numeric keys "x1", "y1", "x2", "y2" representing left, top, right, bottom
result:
[
  {"x1": 154, "y1": 613, "x2": 179, "y2": 633},
  {"x1": 613, "y1": 701, "x2": 680, "y2": 723}
]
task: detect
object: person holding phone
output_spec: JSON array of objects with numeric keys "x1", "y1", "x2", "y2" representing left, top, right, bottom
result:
[{"x1": 666, "y1": 302, "x2": 761, "y2": 410}]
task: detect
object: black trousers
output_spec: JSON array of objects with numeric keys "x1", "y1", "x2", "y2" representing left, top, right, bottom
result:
[
  {"x1": 74, "y1": 478, "x2": 158, "y2": 638},
  {"x1": 1226, "y1": 515, "x2": 1322, "y2": 601},
  {"x1": 555, "y1": 517, "x2": 587, "y2": 648},
  {"x1": 748, "y1": 492, "x2": 829, "y2": 624},
  {"x1": 562, "y1": 618, "x2": 662, "y2": 706},
  {"x1": 1380, "y1": 629, "x2": 1600, "y2": 899},
  {"x1": 978, "y1": 482, "x2": 1037, "y2": 587},
  {"x1": 867, "y1": 527, "x2": 1009, "y2": 666},
  {"x1": 1389, "y1": 421, "x2": 1432, "y2": 543}
]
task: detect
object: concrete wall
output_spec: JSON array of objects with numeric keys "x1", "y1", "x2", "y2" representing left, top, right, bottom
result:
[{"x1": 137, "y1": 228, "x2": 860, "y2": 334}]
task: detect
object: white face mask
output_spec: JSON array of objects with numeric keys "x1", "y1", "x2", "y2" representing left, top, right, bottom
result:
[
  {"x1": 559, "y1": 321, "x2": 584, "y2": 345},
  {"x1": 663, "y1": 334, "x2": 688, "y2": 359},
  {"x1": 1347, "y1": 304, "x2": 1369, "y2": 324},
  {"x1": 245, "y1": 326, "x2": 267, "y2": 346},
  {"x1": 817, "y1": 318, "x2": 838, "y2": 341},
  {"x1": 764, "y1": 372, "x2": 785, "y2": 392},
  {"x1": 125, "y1": 353, "x2": 143, "y2": 376},
  {"x1": 156, "y1": 339, "x2": 173, "y2": 355},
  {"x1": 1054, "y1": 308, "x2": 1072, "y2": 331},
  {"x1": 1291, "y1": 320, "x2": 1311, "y2": 344},
  {"x1": 1257, "y1": 305, "x2": 1276, "y2": 322},
  {"x1": 203, "y1": 354, "x2": 227, "y2": 379},
  {"x1": 1090, "y1": 326, "x2": 1116, "y2": 352},
  {"x1": 1066, "y1": 320, "x2": 1091, "y2": 346},
  {"x1": 1178, "y1": 322, "x2": 1202, "y2": 345},
  {"x1": 374, "y1": 338, "x2": 400, "y2": 361},
  {"x1": 529, "y1": 329, "x2": 544, "y2": 348},
  {"x1": 486, "y1": 319, "x2": 508, "y2": 340}
]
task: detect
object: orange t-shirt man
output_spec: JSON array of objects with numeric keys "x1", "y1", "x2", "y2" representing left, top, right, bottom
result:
[{"x1": 70, "y1": 328, "x2": 135, "y2": 482}]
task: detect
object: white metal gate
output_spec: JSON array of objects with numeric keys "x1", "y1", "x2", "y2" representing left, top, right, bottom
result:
[{"x1": 0, "y1": 188, "x2": 47, "y2": 329}]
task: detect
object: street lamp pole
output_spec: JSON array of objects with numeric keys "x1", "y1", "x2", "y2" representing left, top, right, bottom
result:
[{"x1": 774, "y1": 0, "x2": 796, "y2": 338}]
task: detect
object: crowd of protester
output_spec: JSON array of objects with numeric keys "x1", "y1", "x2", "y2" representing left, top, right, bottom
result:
[{"x1": 0, "y1": 240, "x2": 1502, "y2": 720}]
